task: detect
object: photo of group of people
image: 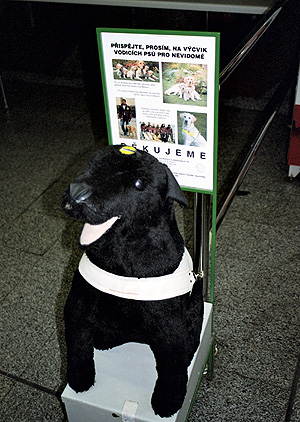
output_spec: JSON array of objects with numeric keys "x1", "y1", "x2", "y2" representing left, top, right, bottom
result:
[
  {"x1": 140, "y1": 122, "x2": 175, "y2": 143},
  {"x1": 113, "y1": 59, "x2": 160, "y2": 82}
]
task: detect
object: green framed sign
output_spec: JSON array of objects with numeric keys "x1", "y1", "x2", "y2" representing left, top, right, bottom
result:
[{"x1": 97, "y1": 28, "x2": 219, "y2": 195}]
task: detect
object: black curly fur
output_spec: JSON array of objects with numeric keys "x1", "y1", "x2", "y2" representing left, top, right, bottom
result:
[{"x1": 63, "y1": 145, "x2": 204, "y2": 417}]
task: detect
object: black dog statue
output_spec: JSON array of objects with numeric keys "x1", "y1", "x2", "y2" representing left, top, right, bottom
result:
[{"x1": 62, "y1": 145, "x2": 204, "y2": 418}]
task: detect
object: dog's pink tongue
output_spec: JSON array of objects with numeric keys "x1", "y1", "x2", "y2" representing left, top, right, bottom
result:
[{"x1": 80, "y1": 216, "x2": 119, "y2": 245}]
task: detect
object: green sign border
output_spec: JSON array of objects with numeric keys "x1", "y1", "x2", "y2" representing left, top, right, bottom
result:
[{"x1": 97, "y1": 28, "x2": 219, "y2": 195}]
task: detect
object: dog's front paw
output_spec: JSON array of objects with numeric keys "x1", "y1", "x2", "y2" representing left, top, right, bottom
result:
[
  {"x1": 68, "y1": 361, "x2": 95, "y2": 393},
  {"x1": 151, "y1": 377, "x2": 187, "y2": 418}
]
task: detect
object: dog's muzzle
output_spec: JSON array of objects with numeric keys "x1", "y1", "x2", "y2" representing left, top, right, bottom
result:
[{"x1": 70, "y1": 182, "x2": 92, "y2": 203}]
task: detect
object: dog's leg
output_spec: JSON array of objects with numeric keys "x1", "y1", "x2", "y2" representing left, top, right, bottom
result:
[
  {"x1": 150, "y1": 338, "x2": 189, "y2": 417},
  {"x1": 64, "y1": 272, "x2": 96, "y2": 392}
]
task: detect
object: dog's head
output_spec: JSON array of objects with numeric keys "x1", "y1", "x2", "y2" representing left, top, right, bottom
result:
[
  {"x1": 183, "y1": 86, "x2": 192, "y2": 95},
  {"x1": 180, "y1": 112, "x2": 196, "y2": 127},
  {"x1": 62, "y1": 145, "x2": 187, "y2": 247},
  {"x1": 135, "y1": 60, "x2": 146, "y2": 69},
  {"x1": 183, "y1": 76, "x2": 194, "y2": 87}
]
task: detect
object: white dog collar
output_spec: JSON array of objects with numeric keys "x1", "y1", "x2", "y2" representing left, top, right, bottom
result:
[{"x1": 78, "y1": 248, "x2": 196, "y2": 301}]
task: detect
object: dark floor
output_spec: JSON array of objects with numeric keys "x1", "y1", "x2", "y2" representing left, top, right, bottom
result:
[{"x1": 1, "y1": 3, "x2": 300, "y2": 421}]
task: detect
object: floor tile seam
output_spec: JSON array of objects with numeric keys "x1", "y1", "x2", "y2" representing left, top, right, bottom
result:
[
  {"x1": 1, "y1": 225, "x2": 76, "y2": 257},
  {"x1": 219, "y1": 213, "x2": 300, "y2": 228},
  {"x1": 1, "y1": 146, "x2": 47, "y2": 174},
  {"x1": 284, "y1": 352, "x2": 300, "y2": 422},
  {"x1": 218, "y1": 215, "x2": 300, "y2": 233},
  {"x1": 0, "y1": 243, "x2": 56, "y2": 258},
  {"x1": 214, "y1": 342, "x2": 300, "y2": 373},
  {"x1": 216, "y1": 235, "x2": 300, "y2": 254},
  {"x1": 70, "y1": 111, "x2": 92, "y2": 126},
  {"x1": 0, "y1": 218, "x2": 75, "y2": 257},
  {"x1": 214, "y1": 253, "x2": 289, "y2": 271},
  {"x1": 213, "y1": 292, "x2": 300, "y2": 309},
  {"x1": 214, "y1": 256, "x2": 299, "y2": 274},
  {"x1": 0, "y1": 369, "x2": 61, "y2": 398},
  {"x1": 214, "y1": 249, "x2": 299, "y2": 262},
  {"x1": 214, "y1": 322, "x2": 300, "y2": 347},
  {"x1": 25, "y1": 235, "x2": 68, "y2": 258},
  {"x1": 214, "y1": 325, "x2": 300, "y2": 348},
  {"x1": 215, "y1": 318, "x2": 300, "y2": 340},
  {"x1": 235, "y1": 184, "x2": 300, "y2": 197},
  {"x1": 20, "y1": 153, "x2": 93, "y2": 211},
  {"x1": 0, "y1": 179, "x2": 62, "y2": 226},
  {"x1": 217, "y1": 367, "x2": 294, "y2": 393},
  {"x1": 214, "y1": 304, "x2": 299, "y2": 326}
]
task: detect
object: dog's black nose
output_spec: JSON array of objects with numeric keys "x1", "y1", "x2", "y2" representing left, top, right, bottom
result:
[{"x1": 69, "y1": 182, "x2": 92, "y2": 203}]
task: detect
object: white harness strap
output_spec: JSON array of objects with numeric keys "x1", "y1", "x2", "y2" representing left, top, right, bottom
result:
[{"x1": 78, "y1": 248, "x2": 196, "y2": 301}]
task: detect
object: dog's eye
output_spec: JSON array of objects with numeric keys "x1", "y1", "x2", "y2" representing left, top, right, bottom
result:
[{"x1": 135, "y1": 179, "x2": 145, "y2": 190}]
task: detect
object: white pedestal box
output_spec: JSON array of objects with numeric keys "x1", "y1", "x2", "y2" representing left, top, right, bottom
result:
[{"x1": 62, "y1": 302, "x2": 213, "y2": 422}]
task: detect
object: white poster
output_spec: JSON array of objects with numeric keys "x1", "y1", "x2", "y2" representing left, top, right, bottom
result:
[{"x1": 98, "y1": 29, "x2": 219, "y2": 193}]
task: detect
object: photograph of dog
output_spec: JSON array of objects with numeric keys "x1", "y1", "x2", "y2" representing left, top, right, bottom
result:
[
  {"x1": 140, "y1": 122, "x2": 175, "y2": 143},
  {"x1": 116, "y1": 97, "x2": 137, "y2": 139},
  {"x1": 126, "y1": 125, "x2": 137, "y2": 138},
  {"x1": 178, "y1": 112, "x2": 207, "y2": 147},
  {"x1": 162, "y1": 62, "x2": 207, "y2": 106},
  {"x1": 62, "y1": 145, "x2": 204, "y2": 417},
  {"x1": 113, "y1": 59, "x2": 160, "y2": 82}
]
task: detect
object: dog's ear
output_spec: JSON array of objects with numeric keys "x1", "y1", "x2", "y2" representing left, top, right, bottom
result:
[
  {"x1": 164, "y1": 165, "x2": 188, "y2": 208},
  {"x1": 191, "y1": 115, "x2": 197, "y2": 123}
]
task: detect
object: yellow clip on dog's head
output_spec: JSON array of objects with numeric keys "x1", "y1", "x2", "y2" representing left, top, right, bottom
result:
[{"x1": 120, "y1": 146, "x2": 136, "y2": 155}]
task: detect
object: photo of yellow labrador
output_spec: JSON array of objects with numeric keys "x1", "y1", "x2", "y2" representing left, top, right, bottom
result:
[
  {"x1": 179, "y1": 112, "x2": 207, "y2": 147},
  {"x1": 163, "y1": 63, "x2": 207, "y2": 106}
]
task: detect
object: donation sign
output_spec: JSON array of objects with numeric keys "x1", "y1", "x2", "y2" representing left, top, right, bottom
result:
[{"x1": 97, "y1": 28, "x2": 219, "y2": 193}]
